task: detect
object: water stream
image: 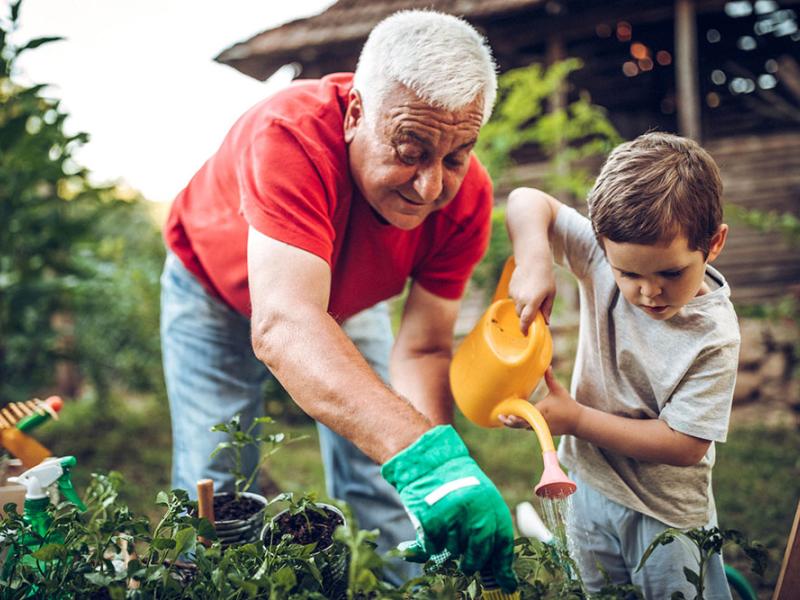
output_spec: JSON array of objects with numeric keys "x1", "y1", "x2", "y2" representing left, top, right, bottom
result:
[{"x1": 539, "y1": 495, "x2": 585, "y2": 590}]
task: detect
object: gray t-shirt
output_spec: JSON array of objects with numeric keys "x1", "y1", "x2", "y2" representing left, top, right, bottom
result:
[{"x1": 552, "y1": 206, "x2": 740, "y2": 528}]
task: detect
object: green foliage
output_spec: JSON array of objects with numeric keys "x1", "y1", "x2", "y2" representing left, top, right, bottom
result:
[
  {"x1": 727, "y1": 204, "x2": 800, "y2": 247},
  {"x1": 475, "y1": 59, "x2": 621, "y2": 198},
  {"x1": 470, "y1": 205, "x2": 512, "y2": 292},
  {"x1": 211, "y1": 414, "x2": 307, "y2": 499},
  {"x1": 471, "y1": 60, "x2": 620, "y2": 302},
  {"x1": 6, "y1": 417, "x2": 771, "y2": 598},
  {"x1": 638, "y1": 526, "x2": 766, "y2": 600},
  {"x1": 0, "y1": 1, "x2": 165, "y2": 403}
]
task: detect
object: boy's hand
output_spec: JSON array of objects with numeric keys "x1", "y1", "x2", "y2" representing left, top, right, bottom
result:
[
  {"x1": 508, "y1": 261, "x2": 556, "y2": 333},
  {"x1": 498, "y1": 368, "x2": 582, "y2": 436}
]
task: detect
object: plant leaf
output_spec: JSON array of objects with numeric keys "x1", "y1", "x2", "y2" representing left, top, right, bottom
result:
[{"x1": 30, "y1": 542, "x2": 66, "y2": 561}]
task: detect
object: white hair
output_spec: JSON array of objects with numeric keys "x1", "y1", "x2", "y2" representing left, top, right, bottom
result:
[{"x1": 353, "y1": 10, "x2": 498, "y2": 124}]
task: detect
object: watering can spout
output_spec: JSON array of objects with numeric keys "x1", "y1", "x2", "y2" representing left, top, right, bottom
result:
[
  {"x1": 450, "y1": 257, "x2": 576, "y2": 499},
  {"x1": 490, "y1": 398, "x2": 576, "y2": 499}
]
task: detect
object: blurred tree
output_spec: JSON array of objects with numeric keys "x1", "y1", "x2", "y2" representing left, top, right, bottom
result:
[
  {"x1": 473, "y1": 59, "x2": 621, "y2": 290},
  {"x1": 0, "y1": 1, "x2": 164, "y2": 403}
]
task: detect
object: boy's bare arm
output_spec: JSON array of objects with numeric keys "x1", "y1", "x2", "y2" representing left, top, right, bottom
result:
[
  {"x1": 505, "y1": 188, "x2": 562, "y2": 331},
  {"x1": 571, "y1": 403, "x2": 712, "y2": 467},
  {"x1": 502, "y1": 368, "x2": 712, "y2": 467}
]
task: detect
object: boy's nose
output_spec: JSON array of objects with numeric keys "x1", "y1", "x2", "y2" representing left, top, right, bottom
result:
[{"x1": 641, "y1": 281, "x2": 662, "y2": 299}]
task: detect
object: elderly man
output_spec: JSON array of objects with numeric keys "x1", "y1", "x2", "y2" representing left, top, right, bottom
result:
[{"x1": 161, "y1": 10, "x2": 515, "y2": 590}]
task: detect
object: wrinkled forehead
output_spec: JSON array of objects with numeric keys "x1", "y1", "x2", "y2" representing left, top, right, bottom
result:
[{"x1": 370, "y1": 84, "x2": 484, "y2": 149}]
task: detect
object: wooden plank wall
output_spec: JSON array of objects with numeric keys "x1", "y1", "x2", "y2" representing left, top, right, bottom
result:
[
  {"x1": 707, "y1": 132, "x2": 800, "y2": 304},
  {"x1": 494, "y1": 131, "x2": 800, "y2": 306}
]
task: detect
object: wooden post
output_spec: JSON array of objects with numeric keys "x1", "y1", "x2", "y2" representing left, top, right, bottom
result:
[
  {"x1": 546, "y1": 33, "x2": 569, "y2": 201},
  {"x1": 197, "y1": 478, "x2": 216, "y2": 547},
  {"x1": 773, "y1": 499, "x2": 800, "y2": 600},
  {"x1": 675, "y1": 0, "x2": 702, "y2": 140}
]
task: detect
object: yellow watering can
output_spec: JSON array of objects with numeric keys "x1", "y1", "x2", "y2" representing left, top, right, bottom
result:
[{"x1": 450, "y1": 257, "x2": 576, "y2": 499}]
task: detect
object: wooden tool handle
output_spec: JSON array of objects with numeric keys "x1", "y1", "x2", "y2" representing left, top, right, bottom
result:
[
  {"x1": 0, "y1": 429, "x2": 51, "y2": 468},
  {"x1": 197, "y1": 479, "x2": 215, "y2": 546},
  {"x1": 197, "y1": 479, "x2": 215, "y2": 523}
]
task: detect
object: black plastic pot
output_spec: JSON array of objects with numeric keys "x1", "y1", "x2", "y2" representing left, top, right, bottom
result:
[
  {"x1": 262, "y1": 502, "x2": 348, "y2": 597},
  {"x1": 212, "y1": 491, "x2": 268, "y2": 547}
]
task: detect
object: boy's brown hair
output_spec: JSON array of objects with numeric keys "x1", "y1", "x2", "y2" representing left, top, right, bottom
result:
[{"x1": 587, "y1": 132, "x2": 723, "y2": 257}]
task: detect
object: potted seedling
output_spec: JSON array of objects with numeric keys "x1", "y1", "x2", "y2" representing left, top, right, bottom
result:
[
  {"x1": 203, "y1": 414, "x2": 304, "y2": 547},
  {"x1": 262, "y1": 492, "x2": 348, "y2": 598}
]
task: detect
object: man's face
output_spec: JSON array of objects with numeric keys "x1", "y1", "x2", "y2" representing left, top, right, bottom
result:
[
  {"x1": 602, "y1": 227, "x2": 727, "y2": 321},
  {"x1": 344, "y1": 85, "x2": 484, "y2": 230}
]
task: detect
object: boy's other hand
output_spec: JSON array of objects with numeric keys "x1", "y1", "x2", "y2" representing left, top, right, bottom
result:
[
  {"x1": 498, "y1": 368, "x2": 582, "y2": 436},
  {"x1": 536, "y1": 367, "x2": 582, "y2": 436},
  {"x1": 508, "y1": 261, "x2": 556, "y2": 333}
]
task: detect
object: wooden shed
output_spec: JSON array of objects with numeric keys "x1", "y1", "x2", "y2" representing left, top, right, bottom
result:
[{"x1": 217, "y1": 0, "x2": 800, "y2": 304}]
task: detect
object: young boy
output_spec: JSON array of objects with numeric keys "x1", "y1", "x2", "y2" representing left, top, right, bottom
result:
[{"x1": 502, "y1": 132, "x2": 738, "y2": 599}]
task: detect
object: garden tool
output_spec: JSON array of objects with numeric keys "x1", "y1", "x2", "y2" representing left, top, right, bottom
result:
[
  {"x1": 0, "y1": 397, "x2": 63, "y2": 469},
  {"x1": 197, "y1": 478, "x2": 215, "y2": 546},
  {"x1": 515, "y1": 501, "x2": 554, "y2": 544},
  {"x1": 2, "y1": 456, "x2": 86, "y2": 587},
  {"x1": 0, "y1": 396, "x2": 62, "y2": 431},
  {"x1": 450, "y1": 257, "x2": 576, "y2": 499}
]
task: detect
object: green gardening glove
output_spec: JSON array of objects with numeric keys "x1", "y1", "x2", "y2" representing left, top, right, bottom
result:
[{"x1": 381, "y1": 425, "x2": 517, "y2": 593}]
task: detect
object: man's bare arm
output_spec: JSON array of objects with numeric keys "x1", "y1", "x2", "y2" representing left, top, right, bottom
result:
[
  {"x1": 390, "y1": 282, "x2": 460, "y2": 426},
  {"x1": 247, "y1": 227, "x2": 430, "y2": 463}
]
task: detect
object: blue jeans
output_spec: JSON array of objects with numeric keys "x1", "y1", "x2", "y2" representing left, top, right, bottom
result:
[
  {"x1": 567, "y1": 472, "x2": 731, "y2": 599},
  {"x1": 160, "y1": 252, "x2": 418, "y2": 582}
]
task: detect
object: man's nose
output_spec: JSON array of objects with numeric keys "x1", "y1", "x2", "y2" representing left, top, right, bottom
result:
[{"x1": 412, "y1": 162, "x2": 443, "y2": 203}]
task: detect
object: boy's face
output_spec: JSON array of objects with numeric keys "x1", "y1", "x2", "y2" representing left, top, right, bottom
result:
[{"x1": 602, "y1": 226, "x2": 728, "y2": 321}]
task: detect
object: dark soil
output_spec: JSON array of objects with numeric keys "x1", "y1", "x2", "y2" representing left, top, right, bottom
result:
[
  {"x1": 211, "y1": 492, "x2": 264, "y2": 521},
  {"x1": 271, "y1": 506, "x2": 344, "y2": 549}
]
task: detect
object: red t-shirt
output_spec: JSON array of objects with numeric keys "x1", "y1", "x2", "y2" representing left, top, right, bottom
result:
[{"x1": 164, "y1": 73, "x2": 492, "y2": 321}]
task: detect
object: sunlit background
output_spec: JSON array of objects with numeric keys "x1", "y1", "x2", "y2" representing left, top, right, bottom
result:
[{"x1": 11, "y1": 0, "x2": 336, "y2": 202}]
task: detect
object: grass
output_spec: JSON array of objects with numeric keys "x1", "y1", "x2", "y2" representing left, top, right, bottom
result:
[{"x1": 31, "y1": 391, "x2": 798, "y2": 597}]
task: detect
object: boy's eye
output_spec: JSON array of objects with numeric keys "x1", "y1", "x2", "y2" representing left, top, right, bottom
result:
[
  {"x1": 661, "y1": 270, "x2": 684, "y2": 279},
  {"x1": 619, "y1": 271, "x2": 638, "y2": 279}
]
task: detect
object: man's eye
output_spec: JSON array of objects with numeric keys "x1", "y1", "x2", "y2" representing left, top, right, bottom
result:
[
  {"x1": 396, "y1": 145, "x2": 422, "y2": 164},
  {"x1": 445, "y1": 155, "x2": 466, "y2": 169}
]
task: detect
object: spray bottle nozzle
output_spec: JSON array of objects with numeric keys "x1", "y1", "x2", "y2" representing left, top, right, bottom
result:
[
  {"x1": 57, "y1": 457, "x2": 86, "y2": 512},
  {"x1": 8, "y1": 456, "x2": 86, "y2": 512}
]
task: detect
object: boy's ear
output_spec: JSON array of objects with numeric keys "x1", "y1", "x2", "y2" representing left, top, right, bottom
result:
[{"x1": 706, "y1": 224, "x2": 728, "y2": 262}]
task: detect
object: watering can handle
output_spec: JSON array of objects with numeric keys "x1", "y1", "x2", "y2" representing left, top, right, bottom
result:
[{"x1": 492, "y1": 257, "x2": 517, "y2": 303}]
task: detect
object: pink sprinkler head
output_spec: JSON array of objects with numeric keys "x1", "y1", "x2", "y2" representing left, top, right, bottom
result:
[{"x1": 534, "y1": 450, "x2": 577, "y2": 499}]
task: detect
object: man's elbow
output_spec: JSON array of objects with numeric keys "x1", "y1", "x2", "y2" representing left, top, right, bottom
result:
[{"x1": 251, "y1": 309, "x2": 282, "y2": 368}]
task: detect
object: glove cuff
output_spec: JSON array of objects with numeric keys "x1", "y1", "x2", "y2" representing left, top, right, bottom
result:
[{"x1": 381, "y1": 425, "x2": 469, "y2": 490}]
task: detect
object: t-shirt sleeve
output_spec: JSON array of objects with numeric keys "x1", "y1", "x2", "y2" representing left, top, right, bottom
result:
[
  {"x1": 551, "y1": 204, "x2": 604, "y2": 281},
  {"x1": 237, "y1": 119, "x2": 335, "y2": 265},
  {"x1": 659, "y1": 341, "x2": 739, "y2": 442},
  {"x1": 413, "y1": 162, "x2": 493, "y2": 299}
]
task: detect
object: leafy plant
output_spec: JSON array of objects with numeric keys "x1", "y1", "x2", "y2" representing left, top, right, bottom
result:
[
  {"x1": 211, "y1": 414, "x2": 306, "y2": 499},
  {"x1": 0, "y1": 0, "x2": 166, "y2": 404},
  {"x1": 475, "y1": 59, "x2": 621, "y2": 196},
  {"x1": 637, "y1": 526, "x2": 766, "y2": 600},
  {"x1": 471, "y1": 59, "x2": 620, "y2": 303}
]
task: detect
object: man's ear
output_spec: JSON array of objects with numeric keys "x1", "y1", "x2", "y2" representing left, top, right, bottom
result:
[
  {"x1": 706, "y1": 224, "x2": 728, "y2": 262},
  {"x1": 343, "y1": 89, "x2": 364, "y2": 143}
]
